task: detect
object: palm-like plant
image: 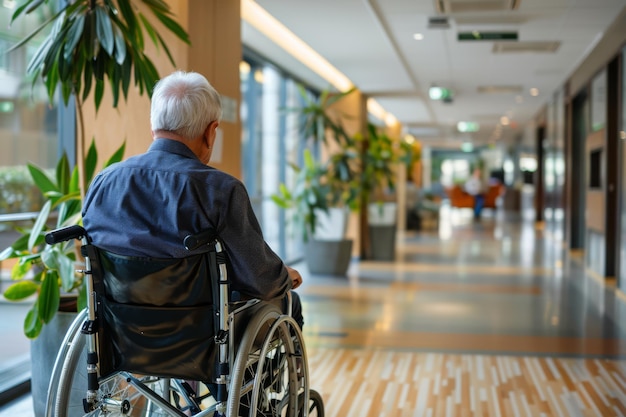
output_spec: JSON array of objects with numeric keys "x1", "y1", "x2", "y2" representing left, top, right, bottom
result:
[
  {"x1": 272, "y1": 148, "x2": 358, "y2": 241},
  {"x1": 272, "y1": 86, "x2": 359, "y2": 241},
  {"x1": 357, "y1": 122, "x2": 415, "y2": 203},
  {"x1": 8, "y1": 0, "x2": 190, "y2": 195},
  {"x1": 0, "y1": 140, "x2": 125, "y2": 338}
]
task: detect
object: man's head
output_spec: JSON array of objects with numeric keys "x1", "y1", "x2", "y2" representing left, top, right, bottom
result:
[{"x1": 150, "y1": 71, "x2": 222, "y2": 159}]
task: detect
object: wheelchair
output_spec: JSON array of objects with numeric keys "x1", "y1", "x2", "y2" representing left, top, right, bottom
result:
[{"x1": 43, "y1": 225, "x2": 324, "y2": 417}]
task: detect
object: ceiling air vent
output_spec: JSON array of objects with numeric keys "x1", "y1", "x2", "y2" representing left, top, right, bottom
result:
[
  {"x1": 436, "y1": 0, "x2": 520, "y2": 14},
  {"x1": 493, "y1": 41, "x2": 560, "y2": 54},
  {"x1": 428, "y1": 16, "x2": 450, "y2": 29}
]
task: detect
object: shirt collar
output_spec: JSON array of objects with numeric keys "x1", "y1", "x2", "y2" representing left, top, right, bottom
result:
[{"x1": 150, "y1": 138, "x2": 199, "y2": 160}]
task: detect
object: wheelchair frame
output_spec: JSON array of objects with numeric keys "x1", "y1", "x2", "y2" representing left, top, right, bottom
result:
[{"x1": 43, "y1": 225, "x2": 321, "y2": 417}]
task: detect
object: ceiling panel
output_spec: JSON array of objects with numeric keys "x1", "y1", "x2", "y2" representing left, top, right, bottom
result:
[{"x1": 248, "y1": 0, "x2": 626, "y2": 149}]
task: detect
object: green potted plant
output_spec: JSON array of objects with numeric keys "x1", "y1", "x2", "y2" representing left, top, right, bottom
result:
[
  {"x1": 0, "y1": 140, "x2": 124, "y2": 338},
  {"x1": 6, "y1": 0, "x2": 190, "y2": 197},
  {"x1": 356, "y1": 122, "x2": 415, "y2": 260},
  {"x1": 272, "y1": 85, "x2": 358, "y2": 275},
  {"x1": 0, "y1": 140, "x2": 124, "y2": 416}
]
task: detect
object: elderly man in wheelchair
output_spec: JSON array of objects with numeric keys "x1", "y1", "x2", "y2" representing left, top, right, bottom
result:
[{"x1": 43, "y1": 71, "x2": 323, "y2": 417}]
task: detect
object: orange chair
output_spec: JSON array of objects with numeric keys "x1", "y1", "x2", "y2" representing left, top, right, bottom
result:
[
  {"x1": 446, "y1": 184, "x2": 504, "y2": 210},
  {"x1": 484, "y1": 184, "x2": 504, "y2": 209},
  {"x1": 445, "y1": 185, "x2": 475, "y2": 209}
]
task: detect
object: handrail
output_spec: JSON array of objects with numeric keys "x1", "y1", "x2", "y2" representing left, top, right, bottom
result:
[
  {"x1": 0, "y1": 212, "x2": 39, "y2": 222},
  {"x1": 0, "y1": 212, "x2": 58, "y2": 223}
]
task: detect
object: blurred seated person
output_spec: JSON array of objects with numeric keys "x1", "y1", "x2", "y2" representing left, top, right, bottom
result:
[
  {"x1": 82, "y1": 71, "x2": 303, "y2": 327},
  {"x1": 464, "y1": 167, "x2": 485, "y2": 220}
]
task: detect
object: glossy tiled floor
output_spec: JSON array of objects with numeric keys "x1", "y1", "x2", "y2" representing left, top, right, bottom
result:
[
  {"x1": 3, "y1": 205, "x2": 626, "y2": 416},
  {"x1": 298, "y1": 206, "x2": 626, "y2": 416}
]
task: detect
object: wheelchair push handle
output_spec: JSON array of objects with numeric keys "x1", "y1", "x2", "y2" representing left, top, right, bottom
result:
[
  {"x1": 45, "y1": 225, "x2": 87, "y2": 245},
  {"x1": 184, "y1": 228, "x2": 218, "y2": 251}
]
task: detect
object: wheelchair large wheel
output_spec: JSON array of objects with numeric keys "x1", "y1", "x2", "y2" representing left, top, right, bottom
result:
[
  {"x1": 227, "y1": 306, "x2": 309, "y2": 417},
  {"x1": 50, "y1": 327, "x2": 203, "y2": 417}
]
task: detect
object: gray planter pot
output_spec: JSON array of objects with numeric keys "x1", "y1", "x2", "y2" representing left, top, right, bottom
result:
[
  {"x1": 31, "y1": 310, "x2": 77, "y2": 417},
  {"x1": 369, "y1": 225, "x2": 396, "y2": 261},
  {"x1": 305, "y1": 239, "x2": 353, "y2": 276}
]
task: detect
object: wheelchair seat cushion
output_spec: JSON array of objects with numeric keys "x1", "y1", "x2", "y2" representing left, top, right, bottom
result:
[{"x1": 92, "y1": 248, "x2": 218, "y2": 381}]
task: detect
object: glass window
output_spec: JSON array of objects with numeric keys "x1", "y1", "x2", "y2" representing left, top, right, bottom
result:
[
  {"x1": 239, "y1": 55, "x2": 316, "y2": 262},
  {"x1": 0, "y1": 3, "x2": 61, "y2": 218},
  {"x1": 591, "y1": 68, "x2": 607, "y2": 132}
]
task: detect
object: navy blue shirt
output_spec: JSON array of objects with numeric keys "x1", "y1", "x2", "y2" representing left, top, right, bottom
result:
[{"x1": 82, "y1": 139, "x2": 291, "y2": 300}]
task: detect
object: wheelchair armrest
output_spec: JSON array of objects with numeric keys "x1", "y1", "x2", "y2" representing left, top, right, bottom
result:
[
  {"x1": 45, "y1": 225, "x2": 87, "y2": 244},
  {"x1": 184, "y1": 229, "x2": 218, "y2": 251}
]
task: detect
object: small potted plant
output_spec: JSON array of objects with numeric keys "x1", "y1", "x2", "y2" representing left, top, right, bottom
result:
[
  {"x1": 272, "y1": 85, "x2": 358, "y2": 275},
  {"x1": 356, "y1": 122, "x2": 415, "y2": 260}
]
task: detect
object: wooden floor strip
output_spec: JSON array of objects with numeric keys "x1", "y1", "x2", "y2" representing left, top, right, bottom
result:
[{"x1": 307, "y1": 348, "x2": 626, "y2": 417}]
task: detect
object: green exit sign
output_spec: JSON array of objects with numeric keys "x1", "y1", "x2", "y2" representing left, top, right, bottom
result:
[{"x1": 458, "y1": 32, "x2": 518, "y2": 41}]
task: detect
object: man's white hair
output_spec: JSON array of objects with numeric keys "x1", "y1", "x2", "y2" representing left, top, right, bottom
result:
[{"x1": 150, "y1": 71, "x2": 222, "y2": 140}]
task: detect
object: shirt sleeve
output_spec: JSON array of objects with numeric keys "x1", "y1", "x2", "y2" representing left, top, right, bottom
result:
[{"x1": 216, "y1": 181, "x2": 292, "y2": 300}]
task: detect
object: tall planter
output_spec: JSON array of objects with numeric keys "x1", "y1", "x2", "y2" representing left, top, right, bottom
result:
[
  {"x1": 305, "y1": 239, "x2": 353, "y2": 276},
  {"x1": 30, "y1": 309, "x2": 77, "y2": 417},
  {"x1": 368, "y1": 202, "x2": 397, "y2": 261},
  {"x1": 306, "y1": 207, "x2": 353, "y2": 276}
]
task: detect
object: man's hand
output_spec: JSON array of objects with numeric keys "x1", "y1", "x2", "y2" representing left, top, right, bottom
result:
[{"x1": 286, "y1": 265, "x2": 303, "y2": 289}]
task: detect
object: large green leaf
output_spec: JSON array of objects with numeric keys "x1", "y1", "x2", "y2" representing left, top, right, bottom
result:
[
  {"x1": 95, "y1": 5, "x2": 114, "y2": 55},
  {"x1": 103, "y1": 142, "x2": 126, "y2": 168},
  {"x1": 11, "y1": 258, "x2": 33, "y2": 280},
  {"x1": 138, "y1": 12, "x2": 158, "y2": 46},
  {"x1": 25, "y1": 35, "x2": 52, "y2": 75},
  {"x1": 69, "y1": 166, "x2": 80, "y2": 194},
  {"x1": 84, "y1": 139, "x2": 98, "y2": 184},
  {"x1": 55, "y1": 153, "x2": 71, "y2": 194},
  {"x1": 64, "y1": 14, "x2": 85, "y2": 61},
  {"x1": 149, "y1": 7, "x2": 190, "y2": 44},
  {"x1": 10, "y1": 0, "x2": 40, "y2": 24},
  {"x1": 28, "y1": 200, "x2": 51, "y2": 251},
  {"x1": 112, "y1": 24, "x2": 127, "y2": 65},
  {"x1": 57, "y1": 251, "x2": 78, "y2": 292},
  {"x1": 24, "y1": 305, "x2": 43, "y2": 339},
  {"x1": 4, "y1": 280, "x2": 39, "y2": 301},
  {"x1": 39, "y1": 270, "x2": 61, "y2": 324},
  {"x1": 94, "y1": 77, "x2": 105, "y2": 111}
]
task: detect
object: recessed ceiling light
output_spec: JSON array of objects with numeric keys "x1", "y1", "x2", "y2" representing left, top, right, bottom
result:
[
  {"x1": 500, "y1": 116, "x2": 510, "y2": 125},
  {"x1": 530, "y1": 88, "x2": 539, "y2": 96},
  {"x1": 0, "y1": 101, "x2": 14, "y2": 113},
  {"x1": 429, "y1": 86, "x2": 452, "y2": 101},
  {"x1": 457, "y1": 121, "x2": 480, "y2": 132},
  {"x1": 461, "y1": 142, "x2": 474, "y2": 152},
  {"x1": 239, "y1": 61, "x2": 251, "y2": 75},
  {"x1": 413, "y1": 33, "x2": 424, "y2": 40}
]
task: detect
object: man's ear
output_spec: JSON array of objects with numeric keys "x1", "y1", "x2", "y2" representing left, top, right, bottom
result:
[{"x1": 206, "y1": 121, "x2": 219, "y2": 144}]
